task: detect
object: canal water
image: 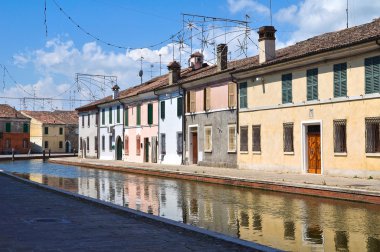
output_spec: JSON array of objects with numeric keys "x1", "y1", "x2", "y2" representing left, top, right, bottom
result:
[{"x1": 0, "y1": 160, "x2": 379, "y2": 251}]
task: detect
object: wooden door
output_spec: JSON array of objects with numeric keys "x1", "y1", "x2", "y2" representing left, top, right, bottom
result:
[
  {"x1": 192, "y1": 132, "x2": 198, "y2": 164},
  {"x1": 144, "y1": 138, "x2": 149, "y2": 162},
  {"x1": 308, "y1": 133, "x2": 321, "y2": 174}
]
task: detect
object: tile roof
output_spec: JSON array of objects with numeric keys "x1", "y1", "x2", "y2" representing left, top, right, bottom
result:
[
  {"x1": 21, "y1": 110, "x2": 78, "y2": 125},
  {"x1": 0, "y1": 104, "x2": 29, "y2": 119}
]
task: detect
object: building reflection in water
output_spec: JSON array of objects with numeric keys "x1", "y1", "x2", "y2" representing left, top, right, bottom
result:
[{"x1": 14, "y1": 167, "x2": 380, "y2": 252}]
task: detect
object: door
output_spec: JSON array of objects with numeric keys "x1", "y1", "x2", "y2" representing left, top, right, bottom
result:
[
  {"x1": 308, "y1": 133, "x2": 321, "y2": 174},
  {"x1": 192, "y1": 132, "x2": 198, "y2": 164},
  {"x1": 65, "y1": 141, "x2": 70, "y2": 153},
  {"x1": 144, "y1": 138, "x2": 149, "y2": 162},
  {"x1": 116, "y1": 137, "x2": 122, "y2": 160}
]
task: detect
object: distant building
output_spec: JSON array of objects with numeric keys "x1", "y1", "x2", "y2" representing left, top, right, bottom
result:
[
  {"x1": 0, "y1": 104, "x2": 31, "y2": 154},
  {"x1": 21, "y1": 110, "x2": 78, "y2": 153}
]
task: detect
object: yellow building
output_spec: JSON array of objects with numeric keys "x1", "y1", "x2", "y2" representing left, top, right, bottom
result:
[
  {"x1": 232, "y1": 19, "x2": 380, "y2": 178},
  {"x1": 21, "y1": 111, "x2": 78, "y2": 153}
]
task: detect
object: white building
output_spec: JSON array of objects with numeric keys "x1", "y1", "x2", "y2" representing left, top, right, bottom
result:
[{"x1": 77, "y1": 107, "x2": 99, "y2": 159}]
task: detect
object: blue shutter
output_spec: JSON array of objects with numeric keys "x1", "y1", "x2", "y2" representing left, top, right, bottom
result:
[
  {"x1": 282, "y1": 74, "x2": 292, "y2": 103},
  {"x1": 239, "y1": 82, "x2": 247, "y2": 108},
  {"x1": 307, "y1": 68, "x2": 318, "y2": 101},
  {"x1": 334, "y1": 63, "x2": 347, "y2": 97},
  {"x1": 160, "y1": 101, "x2": 165, "y2": 120},
  {"x1": 148, "y1": 103, "x2": 153, "y2": 125},
  {"x1": 365, "y1": 56, "x2": 380, "y2": 94},
  {"x1": 177, "y1": 97, "x2": 183, "y2": 117},
  {"x1": 125, "y1": 108, "x2": 129, "y2": 126}
]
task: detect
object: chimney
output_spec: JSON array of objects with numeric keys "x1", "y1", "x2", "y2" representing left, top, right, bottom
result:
[
  {"x1": 188, "y1": 52, "x2": 204, "y2": 70},
  {"x1": 167, "y1": 61, "x2": 181, "y2": 85},
  {"x1": 112, "y1": 84, "x2": 120, "y2": 99},
  {"x1": 217, "y1": 44, "x2": 228, "y2": 71},
  {"x1": 258, "y1": 26, "x2": 276, "y2": 64}
]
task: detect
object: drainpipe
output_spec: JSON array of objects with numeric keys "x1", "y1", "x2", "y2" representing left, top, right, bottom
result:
[
  {"x1": 153, "y1": 89, "x2": 160, "y2": 164},
  {"x1": 179, "y1": 85, "x2": 185, "y2": 165}
]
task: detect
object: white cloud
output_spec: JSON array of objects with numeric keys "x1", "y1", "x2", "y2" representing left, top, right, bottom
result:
[{"x1": 227, "y1": 0, "x2": 269, "y2": 15}]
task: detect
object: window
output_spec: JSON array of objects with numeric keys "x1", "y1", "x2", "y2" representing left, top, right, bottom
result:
[
  {"x1": 23, "y1": 139, "x2": 28, "y2": 148},
  {"x1": 282, "y1": 73, "x2": 292, "y2": 104},
  {"x1": 59, "y1": 141, "x2": 63, "y2": 149},
  {"x1": 117, "y1": 106, "x2": 120, "y2": 123},
  {"x1": 124, "y1": 135, "x2": 129, "y2": 155},
  {"x1": 204, "y1": 126, "x2": 212, "y2": 152},
  {"x1": 59, "y1": 127, "x2": 63, "y2": 135},
  {"x1": 333, "y1": 63, "x2": 347, "y2": 97},
  {"x1": 160, "y1": 133, "x2": 166, "y2": 154},
  {"x1": 109, "y1": 135, "x2": 113, "y2": 151},
  {"x1": 86, "y1": 137, "x2": 89, "y2": 151},
  {"x1": 125, "y1": 108, "x2": 129, "y2": 126},
  {"x1": 5, "y1": 122, "x2": 11, "y2": 132},
  {"x1": 136, "y1": 135, "x2": 141, "y2": 155},
  {"x1": 334, "y1": 120, "x2": 347, "y2": 153},
  {"x1": 82, "y1": 115, "x2": 84, "y2": 127},
  {"x1": 365, "y1": 117, "x2": 380, "y2": 153},
  {"x1": 109, "y1": 107, "x2": 112, "y2": 124},
  {"x1": 136, "y1": 105, "x2": 141, "y2": 126},
  {"x1": 95, "y1": 113, "x2": 98, "y2": 126},
  {"x1": 44, "y1": 126, "x2": 48, "y2": 135},
  {"x1": 44, "y1": 141, "x2": 48, "y2": 149},
  {"x1": 228, "y1": 125, "x2": 236, "y2": 152},
  {"x1": 95, "y1": 136, "x2": 98, "y2": 152},
  {"x1": 240, "y1": 126, "x2": 248, "y2": 152},
  {"x1": 228, "y1": 82, "x2": 236, "y2": 108},
  {"x1": 307, "y1": 68, "x2": 318, "y2": 101},
  {"x1": 252, "y1": 125, "x2": 261, "y2": 152},
  {"x1": 177, "y1": 97, "x2": 183, "y2": 117},
  {"x1": 102, "y1": 109, "x2": 105, "y2": 125},
  {"x1": 187, "y1": 91, "x2": 196, "y2": 113},
  {"x1": 80, "y1": 137, "x2": 82, "y2": 150},
  {"x1": 204, "y1": 87, "x2": 211, "y2": 111},
  {"x1": 23, "y1": 123, "x2": 29, "y2": 133},
  {"x1": 160, "y1": 101, "x2": 165, "y2": 120},
  {"x1": 365, "y1": 56, "x2": 380, "y2": 94},
  {"x1": 102, "y1": 135, "x2": 105, "y2": 151},
  {"x1": 177, "y1": 132, "x2": 183, "y2": 154},
  {"x1": 239, "y1": 82, "x2": 247, "y2": 108},
  {"x1": 283, "y1": 123, "x2": 294, "y2": 152},
  {"x1": 148, "y1": 103, "x2": 153, "y2": 125}
]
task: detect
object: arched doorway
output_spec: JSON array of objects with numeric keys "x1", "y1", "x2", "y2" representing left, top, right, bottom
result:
[
  {"x1": 116, "y1": 136, "x2": 123, "y2": 160},
  {"x1": 65, "y1": 141, "x2": 71, "y2": 153}
]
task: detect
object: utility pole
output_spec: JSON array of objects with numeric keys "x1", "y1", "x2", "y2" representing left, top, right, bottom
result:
[
  {"x1": 159, "y1": 54, "x2": 162, "y2": 76},
  {"x1": 346, "y1": 0, "x2": 349, "y2": 28}
]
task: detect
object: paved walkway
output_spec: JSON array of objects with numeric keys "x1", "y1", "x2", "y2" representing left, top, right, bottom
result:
[
  {"x1": 51, "y1": 157, "x2": 380, "y2": 203},
  {"x1": 0, "y1": 173, "x2": 261, "y2": 252}
]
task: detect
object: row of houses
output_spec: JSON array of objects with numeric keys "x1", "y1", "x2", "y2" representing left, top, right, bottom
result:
[
  {"x1": 0, "y1": 104, "x2": 78, "y2": 154},
  {"x1": 77, "y1": 19, "x2": 380, "y2": 178}
]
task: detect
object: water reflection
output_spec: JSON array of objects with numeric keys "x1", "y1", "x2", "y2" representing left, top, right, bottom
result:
[{"x1": 1, "y1": 160, "x2": 380, "y2": 251}]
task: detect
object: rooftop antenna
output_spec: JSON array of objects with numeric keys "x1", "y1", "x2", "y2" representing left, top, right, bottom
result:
[
  {"x1": 346, "y1": 0, "x2": 349, "y2": 28},
  {"x1": 269, "y1": 0, "x2": 272, "y2": 26},
  {"x1": 139, "y1": 56, "x2": 144, "y2": 84},
  {"x1": 149, "y1": 64, "x2": 154, "y2": 79},
  {"x1": 159, "y1": 54, "x2": 162, "y2": 76}
]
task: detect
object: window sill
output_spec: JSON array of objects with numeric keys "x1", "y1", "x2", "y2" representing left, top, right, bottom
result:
[
  {"x1": 240, "y1": 151, "x2": 249, "y2": 154},
  {"x1": 252, "y1": 151, "x2": 261, "y2": 155},
  {"x1": 366, "y1": 153, "x2": 380, "y2": 157},
  {"x1": 228, "y1": 150, "x2": 237, "y2": 153},
  {"x1": 204, "y1": 150, "x2": 212, "y2": 153},
  {"x1": 334, "y1": 152, "x2": 347, "y2": 156},
  {"x1": 284, "y1": 152, "x2": 294, "y2": 155}
]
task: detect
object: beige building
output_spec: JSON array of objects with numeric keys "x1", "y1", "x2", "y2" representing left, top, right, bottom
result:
[
  {"x1": 21, "y1": 111, "x2": 78, "y2": 153},
  {"x1": 232, "y1": 19, "x2": 380, "y2": 178}
]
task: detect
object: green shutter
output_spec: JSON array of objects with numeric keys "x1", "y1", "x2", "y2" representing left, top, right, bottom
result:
[
  {"x1": 365, "y1": 56, "x2": 380, "y2": 94},
  {"x1": 137, "y1": 105, "x2": 141, "y2": 126},
  {"x1": 23, "y1": 123, "x2": 29, "y2": 133},
  {"x1": 160, "y1": 101, "x2": 165, "y2": 120},
  {"x1": 125, "y1": 108, "x2": 129, "y2": 126},
  {"x1": 307, "y1": 68, "x2": 318, "y2": 101},
  {"x1": 334, "y1": 63, "x2": 347, "y2": 97},
  {"x1": 5, "y1": 123, "x2": 11, "y2": 132},
  {"x1": 177, "y1": 97, "x2": 183, "y2": 117},
  {"x1": 282, "y1": 74, "x2": 292, "y2": 103},
  {"x1": 148, "y1": 103, "x2": 153, "y2": 125},
  {"x1": 239, "y1": 82, "x2": 247, "y2": 108},
  {"x1": 102, "y1": 109, "x2": 105, "y2": 125},
  {"x1": 109, "y1": 107, "x2": 112, "y2": 124},
  {"x1": 117, "y1": 106, "x2": 120, "y2": 123}
]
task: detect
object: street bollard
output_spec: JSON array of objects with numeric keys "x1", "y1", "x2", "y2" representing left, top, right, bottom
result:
[
  {"x1": 48, "y1": 149, "x2": 51, "y2": 158},
  {"x1": 42, "y1": 150, "x2": 46, "y2": 160}
]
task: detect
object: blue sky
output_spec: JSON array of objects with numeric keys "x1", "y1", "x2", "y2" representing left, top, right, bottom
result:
[{"x1": 0, "y1": 0, "x2": 379, "y2": 110}]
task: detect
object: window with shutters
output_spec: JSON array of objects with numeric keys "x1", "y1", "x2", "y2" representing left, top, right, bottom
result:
[
  {"x1": 59, "y1": 141, "x2": 63, "y2": 149},
  {"x1": 333, "y1": 63, "x2": 347, "y2": 97},
  {"x1": 240, "y1": 126, "x2": 248, "y2": 152},
  {"x1": 177, "y1": 97, "x2": 183, "y2": 117},
  {"x1": 88, "y1": 114, "x2": 90, "y2": 126},
  {"x1": 86, "y1": 137, "x2": 89, "y2": 151},
  {"x1": 160, "y1": 133, "x2": 166, "y2": 154},
  {"x1": 136, "y1": 105, "x2": 141, "y2": 126},
  {"x1": 59, "y1": 127, "x2": 63, "y2": 135},
  {"x1": 365, "y1": 117, "x2": 380, "y2": 153},
  {"x1": 102, "y1": 135, "x2": 105, "y2": 151},
  {"x1": 307, "y1": 68, "x2": 318, "y2": 101},
  {"x1": 95, "y1": 113, "x2": 98, "y2": 126},
  {"x1": 282, "y1": 73, "x2": 292, "y2": 104},
  {"x1": 82, "y1": 115, "x2": 84, "y2": 127},
  {"x1": 252, "y1": 125, "x2": 261, "y2": 152},
  {"x1": 204, "y1": 87, "x2": 211, "y2": 111},
  {"x1": 95, "y1": 136, "x2": 98, "y2": 152},
  {"x1": 283, "y1": 123, "x2": 294, "y2": 152},
  {"x1": 125, "y1": 108, "x2": 129, "y2": 126},
  {"x1": 117, "y1": 106, "x2": 120, "y2": 123},
  {"x1": 109, "y1": 135, "x2": 113, "y2": 151},
  {"x1": 204, "y1": 126, "x2": 212, "y2": 152},
  {"x1": 44, "y1": 126, "x2": 48, "y2": 135},
  {"x1": 228, "y1": 125, "x2": 236, "y2": 152},
  {"x1": 177, "y1": 132, "x2": 183, "y2": 154},
  {"x1": 160, "y1": 101, "x2": 165, "y2": 120},
  {"x1": 124, "y1": 135, "x2": 129, "y2": 155},
  {"x1": 365, "y1": 56, "x2": 380, "y2": 94},
  {"x1": 23, "y1": 123, "x2": 28, "y2": 133},
  {"x1": 5, "y1": 122, "x2": 11, "y2": 133},
  {"x1": 136, "y1": 135, "x2": 141, "y2": 155},
  {"x1": 80, "y1": 137, "x2": 82, "y2": 150},
  {"x1": 187, "y1": 90, "x2": 196, "y2": 113},
  {"x1": 102, "y1": 109, "x2": 105, "y2": 125},
  {"x1": 148, "y1": 103, "x2": 153, "y2": 125},
  {"x1": 228, "y1": 82, "x2": 236, "y2": 108},
  {"x1": 109, "y1": 107, "x2": 112, "y2": 124},
  {"x1": 333, "y1": 120, "x2": 347, "y2": 153},
  {"x1": 239, "y1": 82, "x2": 247, "y2": 108}
]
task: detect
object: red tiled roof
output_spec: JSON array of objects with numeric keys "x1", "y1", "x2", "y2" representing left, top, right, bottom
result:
[
  {"x1": 21, "y1": 110, "x2": 78, "y2": 125},
  {"x1": 0, "y1": 104, "x2": 29, "y2": 119}
]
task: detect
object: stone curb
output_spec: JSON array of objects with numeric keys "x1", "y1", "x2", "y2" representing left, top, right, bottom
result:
[{"x1": 0, "y1": 171, "x2": 280, "y2": 252}]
